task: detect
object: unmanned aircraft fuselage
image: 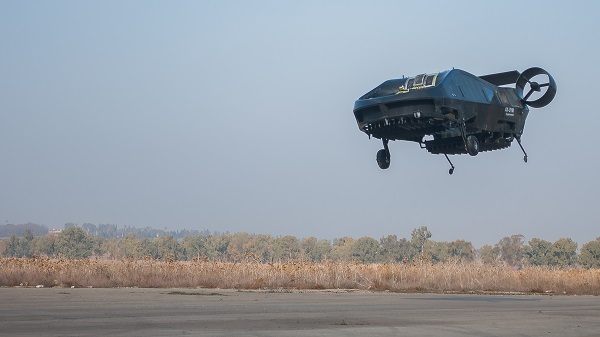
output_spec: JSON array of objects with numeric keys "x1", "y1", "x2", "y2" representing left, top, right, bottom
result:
[{"x1": 353, "y1": 67, "x2": 556, "y2": 173}]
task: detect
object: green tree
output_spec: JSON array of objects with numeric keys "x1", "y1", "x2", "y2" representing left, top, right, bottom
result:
[
  {"x1": 2, "y1": 230, "x2": 38, "y2": 257},
  {"x1": 155, "y1": 236, "x2": 182, "y2": 261},
  {"x1": 206, "y1": 235, "x2": 231, "y2": 261},
  {"x1": 64, "y1": 222, "x2": 77, "y2": 229},
  {"x1": 330, "y1": 237, "x2": 354, "y2": 261},
  {"x1": 226, "y1": 232, "x2": 252, "y2": 262},
  {"x1": 379, "y1": 235, "x2": 403, "y2": 262},
  {"x1": 0, "y1": 239, "x2": 7, "y2": 257},
  {"x1": 447, "y1": 239, "x2": 475, "y2": 261},
  {"x1": 580, "y1": 237, "x2": 600, "y2": 268},
  {"x1": 549, "y1": 238, "x2": 577, "y2": 267},
  {"x1": 101, "y1": 233, "x2": 141, "y2": 259},
  {"x1": 351, "y1": 237, "x2": 381, "y2": 263},
  {"x1": 300, "y1": 237, "x2": 318, "y2": 261},
  {"x1": 29, "y1": 235, "x2": 56, "y2": 257},
  {"x1": 121, "y1": 234, "x2": 141, "y2": 258},
  {"x1": 23, "y1": 229, "x2": 34, "y2": 242},
  {"x1": 525, "y1": 238, "x2": 552, "y2": 266},
  {"x1": 272, "y1": 235, "x2": 300, "y2": 261},
  {"x1": 300, "y1": 237, "x2": 331, "y2": 262},
  {"x1": 426, "y1": 241, "x2": 449, "y2": 263},
  {"x1": 3, "y1": 234, "x2": 28, "y2": 257},
  {"x1": 55, "y1": 226, "x2": 96, "y2": 258},
  {"x1": 495, "y1": 234, "x2": 526, "y2": 268},
  {"x1": 183, "y1": 235, "x2": 210, "y2": 260},
  {"x1": 314, "y1": 239, "x2": 332, "y2": 261},
  {"x1": 411, "y1": 226, "x2": 432, "y2": 256},
  {"x1": 139, "y1": 238, "x2": 159, "y2": 258},
  {"x1": 479, "y1": 244, "x2": 498, "y2": 264},
  {"x1": 98, "y1": 239, "x2": 119, "y2": 259},
  {"x1": 244, "y1": 234, "x2": 274, "y2": 262}
]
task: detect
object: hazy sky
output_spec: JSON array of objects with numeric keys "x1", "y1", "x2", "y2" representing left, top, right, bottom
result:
[{"x1": 1, "y1": 1, "x2": 598, "y2": 247}]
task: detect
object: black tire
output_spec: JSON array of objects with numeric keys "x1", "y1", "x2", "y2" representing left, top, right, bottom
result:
[
  {"x1": 376, "y1": 149, "x2": 390, "y2": 169},
  {"x1": 466, "y1": 135, "x2": 479, "y2": 156}
]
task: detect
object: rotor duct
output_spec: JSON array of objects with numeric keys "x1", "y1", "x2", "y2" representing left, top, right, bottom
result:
[{"x1": 516, "y1": 67, "x2": 557, "y2": 108}]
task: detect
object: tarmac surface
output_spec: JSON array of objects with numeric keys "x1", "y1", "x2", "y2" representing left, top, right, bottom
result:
[{"x1": 1, "y1": 287, "x2": 599, "y2": 336}]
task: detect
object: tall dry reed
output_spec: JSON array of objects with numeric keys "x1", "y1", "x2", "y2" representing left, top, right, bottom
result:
[{"x1": 1, "y1": 257, "x2": 598, "y2": 294}]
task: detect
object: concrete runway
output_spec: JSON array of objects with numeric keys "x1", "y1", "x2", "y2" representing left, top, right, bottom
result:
[{"x1": 1, "y1": 288, "x2": 598, "y2": 336}]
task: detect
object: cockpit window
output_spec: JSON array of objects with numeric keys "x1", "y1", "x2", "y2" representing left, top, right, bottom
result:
[
  {"x1": 358, "y1": 72, "x2": 440, "y2": 100},
  {"x1": 414, "y1": 74, "x2": 426, "y2": 87},
  {"x1": 425, "y1": 74, "x2": 436, "y2": 86},
  {"x1": 402, "y1": 73, "x2": 438, "y2": 92}
]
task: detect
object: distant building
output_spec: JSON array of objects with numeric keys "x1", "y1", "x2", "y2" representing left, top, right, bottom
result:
[{"x1": 48, "y1": 228, "x2": 62, "y2": 236}]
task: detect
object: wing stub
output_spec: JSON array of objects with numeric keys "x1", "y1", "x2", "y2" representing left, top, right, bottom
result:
[{"x1": 479, "y1": 70, "x2": 520, "y2": 86}]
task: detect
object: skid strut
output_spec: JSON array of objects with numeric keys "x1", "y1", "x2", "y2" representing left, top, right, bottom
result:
[
  {"x1": 515, "y1": 136, "x2": 528, "y2": 163},
  {"x1": 382, "y1": 138, "x2": 389, "y2": 152},
  {"x1": 444, "y1": 154, "x2": 455, "y2": 175}
]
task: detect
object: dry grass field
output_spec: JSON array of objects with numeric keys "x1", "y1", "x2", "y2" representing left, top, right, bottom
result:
[{"x1": 1, "y1": 257, "x2": 599, "y2": 294}]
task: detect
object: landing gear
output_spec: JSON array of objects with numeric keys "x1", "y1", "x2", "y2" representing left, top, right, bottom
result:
[
  {"x1": 444, "y1": 154, "x2": 455, "y2": 175},
  {"x1": 441, "y1": 133, "x2": 477, "y2": 175},
  {"x1": 376, "y1": 139, "x2": 391, "y2": 169},
  {"x1": 515, "y1": 136, "x2": 528, "y2": 163},
  {"x1": 465, "y1": 135, "x2": 479, "y2": 156},
  {"x1": 376, "y1": 149, "x2": 390, "y2": 169}
]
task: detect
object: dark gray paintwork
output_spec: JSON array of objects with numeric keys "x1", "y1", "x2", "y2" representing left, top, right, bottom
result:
[{"x1": 353, "y1": 67, "x2": 556, "y2": 159}]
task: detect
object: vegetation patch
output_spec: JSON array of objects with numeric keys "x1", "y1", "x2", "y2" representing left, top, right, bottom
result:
[
  {"x1": 2, "y1": 225, "x2": 600, "y2": 294},
  {"x1": 1, "y1": 257, "x2": 599, "y2": 295},
  {"x1": 2, "y1": 226, "x2": 600, "y2": 271}
]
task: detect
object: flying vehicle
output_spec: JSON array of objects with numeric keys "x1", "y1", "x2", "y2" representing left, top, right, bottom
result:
[{"x1": 353, "y1": 67, "x2": 557, "y2": 174}]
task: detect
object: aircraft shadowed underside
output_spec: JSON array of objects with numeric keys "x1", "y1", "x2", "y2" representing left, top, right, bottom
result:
[{"x1": 353, "y1": 67, "x2": 557, "y2": 174}]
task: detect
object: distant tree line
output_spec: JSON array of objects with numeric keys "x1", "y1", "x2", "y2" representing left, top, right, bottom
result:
[
  {"x1": 0, "y1": 223, "x2": 221, "y2": 239},
  {"x1": 0, "y1": 223, "x2": 48, "y2": 237},
  {"x1": 1, "y1": 226, "x2": 599, "y2": 269},
  {"x1": 66, "y1": 223, "x2": 223, "y2": 239}
]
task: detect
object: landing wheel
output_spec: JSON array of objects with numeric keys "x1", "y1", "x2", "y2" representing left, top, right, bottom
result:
[
  {"x1": 466, "y1": 135, "x2": 479, "y2": 156},
  {"x1": 376, "y1": 149, "x2": 390, "y2": 169}
]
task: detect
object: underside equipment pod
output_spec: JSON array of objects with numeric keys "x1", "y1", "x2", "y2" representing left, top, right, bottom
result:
[{"x1": 352, "y1": 67, "x2": 556, "y2": 174}]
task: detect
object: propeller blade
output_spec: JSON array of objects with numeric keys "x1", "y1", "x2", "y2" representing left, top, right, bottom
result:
[{"x1": 523, "y1": 89, "x2": 535, "y2": 101}]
